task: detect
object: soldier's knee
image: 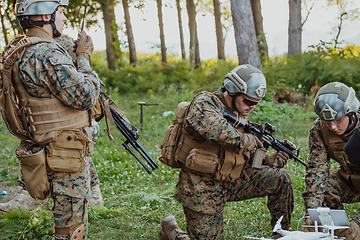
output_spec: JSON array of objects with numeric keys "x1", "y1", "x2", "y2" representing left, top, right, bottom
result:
[
  {"x1": 53, "y1": 222, "x2": 86, "y2": 240},
  {"x1": 277, "y1": 168, "x2": 292, "y2": 185}
]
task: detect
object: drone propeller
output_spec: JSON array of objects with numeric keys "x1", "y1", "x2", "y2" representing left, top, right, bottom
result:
[
  {"x1": 243, "y1": 236, "x2": 272, "y2": 240},
  {"x1": 273, "y1": 215, "x2": 284, "y2": 232}
]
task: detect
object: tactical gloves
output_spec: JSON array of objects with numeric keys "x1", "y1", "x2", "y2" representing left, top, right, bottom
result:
[
  {"x1": 337, "y1": 219, "x2": 360, "y2": 240},
  {"x1": 263, "y1": 151, "x2": 289, "y2": 168},
  {"x1": 74, "y1": 31, "x2": 94, "y2": 60},
  {"x1": 242, "y1": 133, "x2": 263, "y2": 151}
]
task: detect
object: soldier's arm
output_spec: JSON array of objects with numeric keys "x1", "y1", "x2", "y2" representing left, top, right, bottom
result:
[
  {"x1": 186, "y1": 95, "x2": 246, "y2": 147},
  {"x1": 302, "y1": 120, "x2": 330, "y2": 209},
  {"x1": 43, "y1": 47, "x2": 100, "y2": 110}
]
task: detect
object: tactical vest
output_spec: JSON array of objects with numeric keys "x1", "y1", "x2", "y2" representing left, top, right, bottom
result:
[
  {"x1": 178, "y1": 91, "x2": 250, "y2": 182},
  {"x1": 1, "y1": 35, "x2": 90, "y2": 145},
  {"x1": 320, "y1": 120, "x2": 360, "y2": 174}
]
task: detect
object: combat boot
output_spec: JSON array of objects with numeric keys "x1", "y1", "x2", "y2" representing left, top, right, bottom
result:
[
  {"x1": 0, "y1": 189, "x2": 30, "y2": 212},
  {"x1": 88, "y1": 184, "x2": 104, "y2": 205},
  {"x1": 159, "y1": 215, "x2": 183, "y2": 240}
]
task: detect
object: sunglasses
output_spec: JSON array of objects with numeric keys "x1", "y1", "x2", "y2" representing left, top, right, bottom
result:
[{"x1": 243, "y1": 98, "x2": 258, "y2": 107}]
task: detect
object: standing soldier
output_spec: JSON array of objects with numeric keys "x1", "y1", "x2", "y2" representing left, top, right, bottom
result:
[
  {"x1": 303, "y1": 82, "x2": 360, "y2": 239},
  {"x1": 159, "y1": 64, "x2": 294, "y2": 240},
  {"x1": 1, "y1": 0, "x2": 100, "y2": 239}
]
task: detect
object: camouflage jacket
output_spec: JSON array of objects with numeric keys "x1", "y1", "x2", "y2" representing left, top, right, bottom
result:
[
  {"x1": 184, "y1": 87, "x2": 249, "y2": 149},
  {"x1": 303, "y1": 112, "x2": 360, "y2": 209},
  {"x1": 19, "y1": 28, "x2": 100, "y2": 111}
]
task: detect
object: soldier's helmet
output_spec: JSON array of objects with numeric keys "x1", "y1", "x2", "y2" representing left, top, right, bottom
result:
[
  {"x1": 314, "y1": 82, "x2": 359, "y2": 121},
  {"x1": 15, "y1": 0, "x2": 68, "y2": 17},
  {"x1": 223, "y1": 64, "x2": 267, "y2": 101}
]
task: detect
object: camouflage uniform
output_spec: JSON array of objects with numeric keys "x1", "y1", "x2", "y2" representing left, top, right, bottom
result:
[
  {"x1": 174, "y1": 88, "x2": 294, "y2": 240},
  {"x1": 54, "y1": 35, "x2": 101, "y2": 189},
  {"x1": 302, "y1": 112, "x2": 360, "y2": 222},
  {"x1": 19, "y1": 28, "x2": 100, "y2": 239}
]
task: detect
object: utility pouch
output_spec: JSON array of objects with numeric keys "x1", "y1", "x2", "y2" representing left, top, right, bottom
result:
[
  {"x1": 15, "y1": 145, "x2": 50, "y2": 200},
  {"x1": 215, "y1": 149, "x2": 246, "y2": 182},
  {"x1": 185, "y1": 148, "x2": 219, "y2": 173},
  {"x1": 46, "y1": 130, "x2": 87, "y2": 172}
]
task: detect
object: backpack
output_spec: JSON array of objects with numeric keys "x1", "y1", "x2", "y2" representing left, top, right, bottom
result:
[
  {"x1": 0, "y1": 35, "x2": 49, "y2": 141},
  {"x1": 158, "y1": 101, "x2": 190, "y2": 168}
]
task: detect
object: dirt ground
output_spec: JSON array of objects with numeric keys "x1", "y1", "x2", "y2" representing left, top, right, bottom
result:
[{"x1": 0, "y1": 185, "x2": 39, "y2": 211}]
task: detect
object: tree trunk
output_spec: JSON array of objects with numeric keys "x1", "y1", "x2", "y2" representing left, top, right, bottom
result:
[
  {"x1": 100, "y1": 0, "x2": 121, "y2": 71},
  {"x1": 186, "y1": 0, "x2": 201, "y2": 69},
  {"x1": 122, "y1": 0, "x2": 137, "y2": 66},
  {"x1": 213, "y1": 0, "x2": 225, "y2": 60},
  {"x1": 251, "y1": 0, "x2": 268, "y2": 58},
  {"x1": 0, "y1": 6, "x2": 9, "y2": 45},
  {"x1": 156, "y1": 0, "x2": 167, "y2": 63},
  {"x1": 230, "y1": 0, "x2": 261, "y2": 70},
  {"x1": 288, "y1": 0, "x2": 302, "y2": 56},
  {"x1": 176, "y1": 0, "x2": 186, "y2": 60}
]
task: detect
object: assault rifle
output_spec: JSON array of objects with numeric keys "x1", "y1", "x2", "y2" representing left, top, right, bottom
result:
[
  {"x1": 98, "y1": 82, "x2": 159, "y2": 174},
  {"x1": 221, "y1": 106, "x2": 306, "y2": 168}
]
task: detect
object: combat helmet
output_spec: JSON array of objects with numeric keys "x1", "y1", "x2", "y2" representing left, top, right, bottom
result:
[
  {"x1": 15, "y1": 0, "x2": 68, "y2": 37},
  {"x1": 223, "y1": 64, "x2": 267, "y2": 101},
  {"x1": 314, "y1": 82, "x2": 359, "y2": 121}
]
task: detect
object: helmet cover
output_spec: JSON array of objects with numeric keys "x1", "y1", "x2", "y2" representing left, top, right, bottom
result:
[
  {"x1": 314, "y1": 82, "x2": 359, "y2": 121},
  {"x1": 15, "y1": 0, "x2": 68, "y2": 17},
  {"x1": 223, "y1": 64, "x2": 266, "y2": 100}
]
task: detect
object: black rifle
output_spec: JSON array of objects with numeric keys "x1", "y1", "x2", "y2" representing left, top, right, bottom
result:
[
  {"x1": 99, "y1": 82, "x2": 159, "y2": 174},
  {"x1": 221, "y1": 106, "x2": 306, "y2": 167}
]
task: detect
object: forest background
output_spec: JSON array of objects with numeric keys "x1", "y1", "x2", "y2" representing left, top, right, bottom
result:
[{"x1": 1, "y1": 0, "x2": 360, "y2": 239}]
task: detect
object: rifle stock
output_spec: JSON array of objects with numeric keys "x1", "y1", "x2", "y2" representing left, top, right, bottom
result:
[{"x1": 221, "y1": 106, "x2": 306, "y2": 167}]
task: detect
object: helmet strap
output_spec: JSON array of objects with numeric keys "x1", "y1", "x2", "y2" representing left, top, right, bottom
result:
[
  {"x1": 345, "y1": 113, "x2": 356, "y2": 134},
  {"x1": 49, "y1": 10, "x2": 61, "y2": 37},
  {"x1": 19, "y1": 7, "x2": 60, "y2": 37}
]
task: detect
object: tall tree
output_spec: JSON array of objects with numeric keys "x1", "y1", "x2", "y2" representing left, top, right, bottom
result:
[
  {"x1": 230, "y1": 0, "x2": 261, "y2": 69},
  {"x1": 99, "y1": 0, "x2": 121, "y2": 70},
  {"x1": 250, "y1": 0, "x2": 268, "y2": 58},
  {"x1": 176, "y1": 0, "x2": 186, "y2": 60},
  {"x1": 122, "y1": 0, "x2": 138, "y2": 66},
  {"x1": 186, "y1": 0, "x2": 201, "y2": 69},
  {"x1": 156, "y1": 0, "x2": 167, "y2": 63},
  {"x1": 213, "y1": 0, "x2": 225, "y2": 60},
  {"x1": 288, "y1": 0, "x2": 302, "y2": 56}
]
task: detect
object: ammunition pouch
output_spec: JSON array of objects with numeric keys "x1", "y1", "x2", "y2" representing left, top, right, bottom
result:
[
  {"x1": 46, "y1": 128, "x2": 92, "y2": 172},
  {"x1": 15, "y1": 144, "x2": 50, "y2": 200},
  {"x1": 181, "y1": 135, "x2": 248, "y2": 182},
  {"x1": 214, "y1": 147, "x2": 249, "y2": 182}
]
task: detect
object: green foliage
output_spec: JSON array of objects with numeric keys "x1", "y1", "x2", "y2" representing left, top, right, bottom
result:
[{"x1": 263, "y1": 43, "x2": 360, "y2": 99}]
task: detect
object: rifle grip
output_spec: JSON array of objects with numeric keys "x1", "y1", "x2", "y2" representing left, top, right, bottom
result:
[{"x1": 252, "y1": 148, "x2": 266, "y2": 169}]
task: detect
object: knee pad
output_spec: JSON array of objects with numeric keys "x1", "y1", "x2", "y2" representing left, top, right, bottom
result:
[
  {"x1": 70, "y1": 223, "x2": 85, "y2": 240},
  {"x1": 54, "y1": 222, "x2": 85, "y2": 240}
]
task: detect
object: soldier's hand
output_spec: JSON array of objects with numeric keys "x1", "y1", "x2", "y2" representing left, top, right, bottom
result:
[
  {"x1": 264, "y1": 151, "x2": 289, "y2": 168},
  {"x1": 242, "y1": 133, "x2": 263, "y2": 151},
  {"x1": 75, "y1": 31, "x2": 94, "y2": 60},
  {"x1": 337, "y1": 219, "x2": 360, "y2": 240}
]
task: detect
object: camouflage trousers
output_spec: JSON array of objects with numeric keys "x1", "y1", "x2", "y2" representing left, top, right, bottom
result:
[
  {"x1": 174, "y1": 166, "x2": 294, "y2": 240},
  {"x1": 52, "y1": 195, "x2": 88, "y2": 240},
  {"x1": 48, "y1": 157, "x2": 91, "y2": 240},
  {"x1": 322, "y1": 169, "x2": 360, "y2": 222}
]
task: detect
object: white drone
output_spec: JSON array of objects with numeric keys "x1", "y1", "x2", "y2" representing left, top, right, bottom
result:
[{"x1": 244, "y1": 207, "x2": 349, "y2": 240}]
